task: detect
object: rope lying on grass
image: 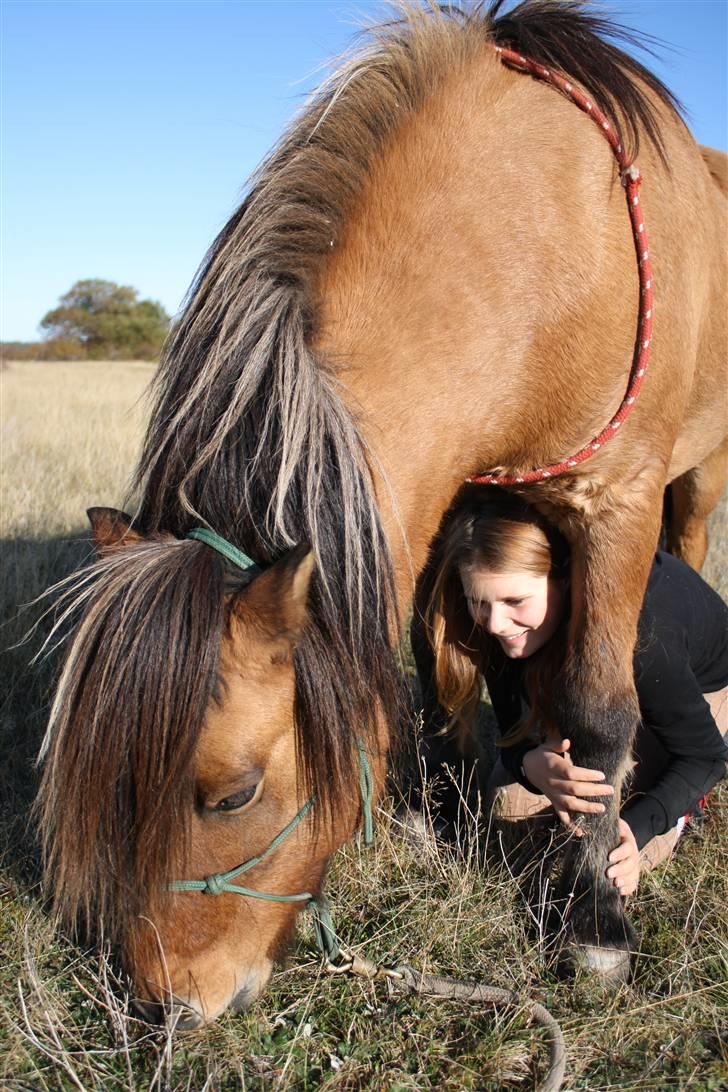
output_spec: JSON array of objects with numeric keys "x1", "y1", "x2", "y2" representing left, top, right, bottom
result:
[
  {"x1": 394, "y1": 965, "x2": 566, "y2": 1092},
  {"x1": 324, "y1": 946, "x2": 566, "y2": 1092}
]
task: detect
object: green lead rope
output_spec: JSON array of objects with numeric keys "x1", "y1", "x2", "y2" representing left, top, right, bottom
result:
[
  {"x1": 307, "y1": 896, "x2": 342, "y2": 964},
  {"x1": 357, "y1": 738, "x2": 374, "y2": 847}
]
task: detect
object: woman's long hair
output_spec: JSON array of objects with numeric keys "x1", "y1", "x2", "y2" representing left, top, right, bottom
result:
[{"x1": 424, "y1": 491, "x2": 570, "y2": 747}]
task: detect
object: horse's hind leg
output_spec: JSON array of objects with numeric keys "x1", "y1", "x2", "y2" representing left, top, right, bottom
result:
[
  {"x1": 549, "y1": 463, "x2": 666, "y2": 981},
  {"x1": 666, "y1": 437, "x2": 728, "y2": 571}
]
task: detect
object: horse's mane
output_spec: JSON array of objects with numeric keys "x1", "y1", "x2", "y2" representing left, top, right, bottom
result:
[{"x1": 40, "y1": 2, "x2": 683, "y2": 940}]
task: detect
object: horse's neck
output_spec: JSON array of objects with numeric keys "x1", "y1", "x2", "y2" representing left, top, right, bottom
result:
[{"x1": 312, "y1": 52, "x2": 627, "y2": 609}]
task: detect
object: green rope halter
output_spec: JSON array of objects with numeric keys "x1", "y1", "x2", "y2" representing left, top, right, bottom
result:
[
  {"x1": 169, "y1": 527, "x2": 375, "y2": 964},
  {"x1": 168, "y1": 799, "x2": 316, "y2": 901}
]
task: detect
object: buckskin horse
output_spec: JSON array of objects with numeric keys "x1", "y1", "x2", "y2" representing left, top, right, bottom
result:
[{"x1": 38, "y1": 2, "x2": 727, "y2": 1026}]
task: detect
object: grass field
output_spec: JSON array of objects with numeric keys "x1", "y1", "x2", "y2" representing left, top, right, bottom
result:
[{"x1": 1, "y1": 360, "x2": 726, "y2": 1091}]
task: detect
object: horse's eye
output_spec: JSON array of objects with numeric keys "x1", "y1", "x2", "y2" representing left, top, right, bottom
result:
[{"x1": 215, "y1": 782, "x2": 260, "y2": 813}]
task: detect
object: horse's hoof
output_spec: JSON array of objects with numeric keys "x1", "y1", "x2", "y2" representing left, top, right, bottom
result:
[{"x1": 570, "y1": 944, "x2": 631, "y2": 985}]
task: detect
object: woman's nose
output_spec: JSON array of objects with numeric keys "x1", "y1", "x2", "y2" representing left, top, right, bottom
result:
[{"x1": 485, "y1": 604, "x2": 506, "y2": 634}]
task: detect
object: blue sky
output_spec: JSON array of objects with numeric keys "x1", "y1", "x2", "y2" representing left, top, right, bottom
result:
[{"x1": 2, "y1": 1, "x2": 726, "y2": 342}]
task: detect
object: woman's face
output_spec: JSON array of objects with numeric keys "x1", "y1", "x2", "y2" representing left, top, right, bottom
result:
[{"x1": 459, "y1": 565, "x2": 566, "y2": 659}]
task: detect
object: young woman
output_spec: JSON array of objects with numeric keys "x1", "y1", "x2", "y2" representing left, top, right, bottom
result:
[{"x1": 415, "y1": 492, "x2": 728, "y2": 895}]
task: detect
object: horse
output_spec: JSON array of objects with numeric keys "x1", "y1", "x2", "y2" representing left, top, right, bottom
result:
[{"x1": 37, "y1": 2, "x2": 727, "y2": 1027}]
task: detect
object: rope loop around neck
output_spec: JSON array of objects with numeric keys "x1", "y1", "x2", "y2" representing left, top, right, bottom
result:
[{"x1": 469, "y1": 46, "x2": 654, "y2": 487}]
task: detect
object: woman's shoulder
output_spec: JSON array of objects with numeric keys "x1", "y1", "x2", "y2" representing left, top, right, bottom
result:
[
  {"x1": 637, "y1": 550, "x2": 728, "y2": 687},
  {"x1": 648, "y1": 549, "x2": 699, "y2": 584},
  {"x1": 645, "y1": 550, "x2": 727, "y2": 613}
]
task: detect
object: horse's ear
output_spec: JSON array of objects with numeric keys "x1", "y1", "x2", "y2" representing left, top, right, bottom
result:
[
  {"x1": 87, "y1": 507, "x2": 144, "y2": 554},
  {"x1": 233, "y1": 545, "x2": 314, "y2": 646}
]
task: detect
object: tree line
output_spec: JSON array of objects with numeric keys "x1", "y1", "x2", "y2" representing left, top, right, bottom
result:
[{"x1": 3, "y1": 280, "x2": 171, "y2": 361}]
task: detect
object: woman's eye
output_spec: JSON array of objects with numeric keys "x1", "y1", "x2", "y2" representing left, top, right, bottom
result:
[
  {"x1": 505, "y1": 598, "x2": 523, "y2": 606},
  {"x1": 215, "y1": 783, "x2": 259, "y2": 813}
]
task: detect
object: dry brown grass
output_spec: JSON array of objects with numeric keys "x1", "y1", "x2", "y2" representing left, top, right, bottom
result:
[
  {"x1": 1, "y1": 360, "x2": 154, "y2": 538},
  {"x1": 1, "y1": 360, "x2": 726, "y2": 1090}
]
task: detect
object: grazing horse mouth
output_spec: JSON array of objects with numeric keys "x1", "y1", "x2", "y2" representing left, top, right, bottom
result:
[{"x1": 133, "y1": 996, "x2": 204, "y2": 1031}]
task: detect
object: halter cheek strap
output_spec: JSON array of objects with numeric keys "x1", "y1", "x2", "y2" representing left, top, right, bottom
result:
[
  {"x1": 169, "y1": 529, "x2": 375, "y2": 964},
  {"x1": 186, "y1": 527, "x2": 261, "y2": 573},
  {"x1": 168, "y1": 798, "x2": 316, "y2": 902}
]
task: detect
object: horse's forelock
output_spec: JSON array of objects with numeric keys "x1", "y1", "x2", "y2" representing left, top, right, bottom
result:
[{"x1": 37, "y1": 539, "x2": 227, "y2": 946}]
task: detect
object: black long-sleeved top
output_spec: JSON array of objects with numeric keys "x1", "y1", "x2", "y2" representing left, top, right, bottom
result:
[{"x1": 491, "y1": 551, "x2": 728, "y2": 850}]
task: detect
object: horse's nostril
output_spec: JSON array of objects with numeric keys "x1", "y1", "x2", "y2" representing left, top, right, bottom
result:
[
  {"x1": 133, "y1": 997, "x2": 203, "y2": 1030},
  {"x1": 134, "y1": 998, "x2": 164, "y2": 1024},
  {"x1": 173, "y1": 1006, "x2": 204, "y2": 1032}
]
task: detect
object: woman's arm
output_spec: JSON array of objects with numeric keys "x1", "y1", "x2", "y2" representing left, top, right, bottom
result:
[{"x1": 626, "y1": 641, "x2": 728, "y2": 849}]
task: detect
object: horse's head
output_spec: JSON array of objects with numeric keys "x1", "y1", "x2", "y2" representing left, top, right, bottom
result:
[{"x1": 38, "y1": 508, "x2": 371, "y2": 1026}]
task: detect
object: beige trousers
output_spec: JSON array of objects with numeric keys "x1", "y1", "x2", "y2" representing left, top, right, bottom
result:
[{"x1": 488, "y1": 687, "x2": 727, "y2": 873}]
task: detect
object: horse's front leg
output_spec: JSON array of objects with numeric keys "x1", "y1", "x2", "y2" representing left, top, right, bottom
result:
[{"x1": 551, "y1": 467, "x2": 666, "y2": 981}]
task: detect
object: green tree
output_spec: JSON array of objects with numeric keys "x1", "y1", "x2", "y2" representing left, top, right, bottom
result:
[{"x1": 40, "y1": 279, "x2": 170, "y2": 360}]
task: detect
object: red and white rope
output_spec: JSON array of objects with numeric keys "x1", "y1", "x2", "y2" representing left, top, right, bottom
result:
[{"x1": 468, "y1": 46, "x2": 654, "y2": 487}]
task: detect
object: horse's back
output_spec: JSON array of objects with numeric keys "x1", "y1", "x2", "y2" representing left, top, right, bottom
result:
[{"x1": 656, "y1": 134, "x2": 728, "y2": 481}]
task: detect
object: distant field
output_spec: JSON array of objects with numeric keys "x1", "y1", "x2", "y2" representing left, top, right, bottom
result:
[
  {"x1": 1, "y1": 360, "x2": 154, "y2": 539},
  {"x1": 1, "y1": 360, "x2": 726, "y2": 1090}
]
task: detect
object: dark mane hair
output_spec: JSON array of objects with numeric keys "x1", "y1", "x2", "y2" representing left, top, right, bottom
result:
[
  {"x1": 484, "y1": 0, "x2": 683, "y2": 161},
  {"x1": 39, "y1": 2, "x2": 684, "y2": 940}
]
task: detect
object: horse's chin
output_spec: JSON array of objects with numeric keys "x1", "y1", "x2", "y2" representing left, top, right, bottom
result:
[
  {"x1": 195, "y1": 958, "x2": 274, "y2": 1023},
  {"x1": 134, "y1": 958, "x2": 273, "y2": 1028}
]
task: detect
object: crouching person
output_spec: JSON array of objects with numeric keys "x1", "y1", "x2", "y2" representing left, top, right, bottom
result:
[{"x1": 416, "y1": 492, "x2": 728, "y2": 894}]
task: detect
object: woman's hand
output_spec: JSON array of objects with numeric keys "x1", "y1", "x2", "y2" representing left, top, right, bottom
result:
[
  {"x1": 521, "y1": 737, "x2": 614, "y2": 832},
  {"x1": 606, "y1": 818, "x2": 640, "y2": 896}
]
